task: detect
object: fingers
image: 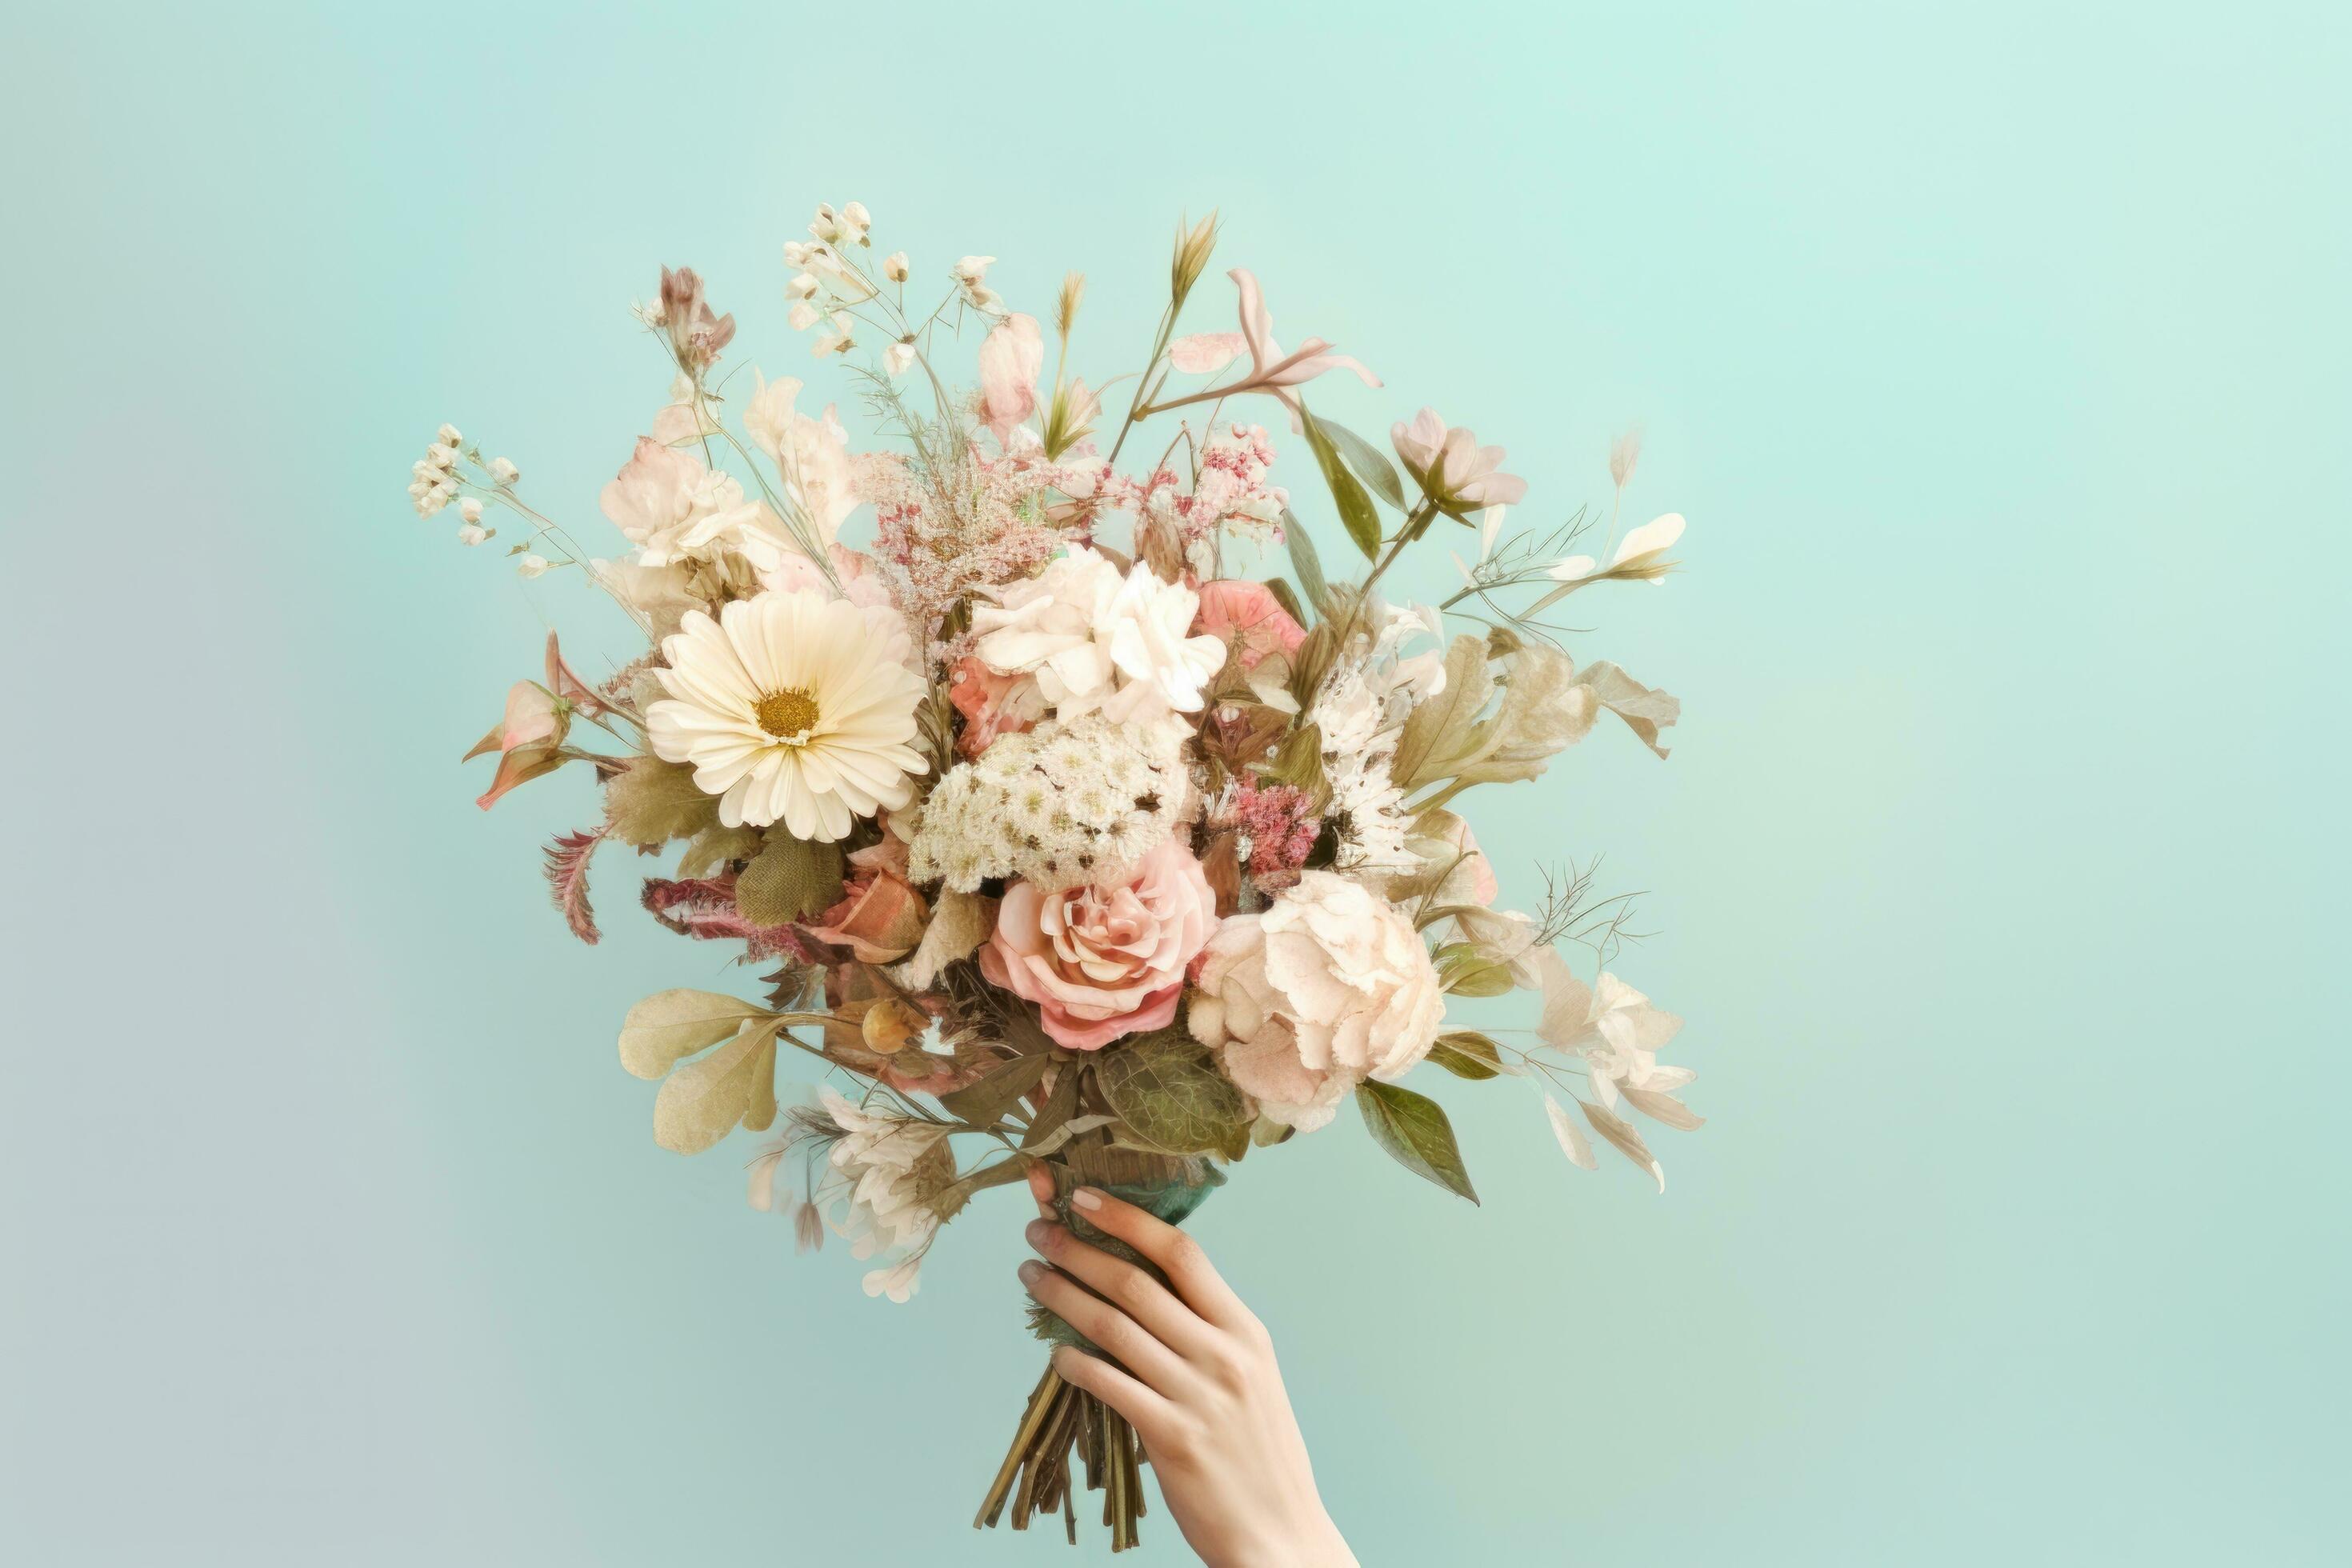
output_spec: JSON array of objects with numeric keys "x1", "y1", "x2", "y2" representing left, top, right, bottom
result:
[
  {"x1": 1020, "y1": 1254, "x2": 1191, "y2": 1395},
  {"x1": 1066, "y1": 1186, "x2": 1251, "y2": 1330},
  {"x1": 1024, "y1": 1217, "x2": 1218, "y2": 1361},
  {"x1": 1047, "y1": 1343, "x2": 1175, "y2": 1447},
  {"x1": 1023, "y1": 1160, "x2": 1055, "y2": 1219}
]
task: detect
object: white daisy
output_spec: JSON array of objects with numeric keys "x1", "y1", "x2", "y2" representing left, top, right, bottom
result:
[{"x1": 646, "y1": 589, "x2": 927, "y2": 839}]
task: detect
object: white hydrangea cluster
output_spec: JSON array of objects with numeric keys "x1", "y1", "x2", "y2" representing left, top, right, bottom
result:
[{"x1": 907, "y1": 714, "x2": 1188, "y2": 892}]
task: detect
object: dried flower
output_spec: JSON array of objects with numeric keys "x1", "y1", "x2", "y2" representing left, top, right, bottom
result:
[
  {"x1": 488, "y1": 456, "x2": 519, "y2": 486},
  {"x1": 456, "y1": 522, "x2": 490, "y2": 546},
  {"x1": 1549, "y1": 513, "x2": 1685, "y2": 590},
  {"x1": 656, "y1": 265, "x2": 737, "y2": 373},
  {"x1": 977, "y1": 313, "x2": 1043, "y2": 446},
  {"x1": 516, "y1": 553, "x2": 550, "y2": 578},
  {"x1": 951, "y1": 255, "x2": 1002, "y2": 313},
  {"x1": 906, "y1": 714, "x2": 1188, "y2": 893},
  {"x1": 883, "y1": 250, "x2": 910, "y2": 283}
]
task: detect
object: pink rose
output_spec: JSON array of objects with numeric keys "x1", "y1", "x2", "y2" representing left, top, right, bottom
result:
[
  {"x1": 1194, "y1": 579, "x2": 1306, "y2": 669},
  {"x1": 978, "y1": 840, "x2": 1216, "y2": 1050},
  {"x1": 806, "y1": 866, "x2": 928, "y2": 964}
]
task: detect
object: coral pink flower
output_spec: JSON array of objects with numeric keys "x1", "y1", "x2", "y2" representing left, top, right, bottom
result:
[
  {"x1": 979, "y1": 840, "x2": 1217, "y2": 1050},
  {"x1": 1194, "y1": 579, "x2": 1306, "y2": 669},
  {"x1": 946, "y1": 656, "x2": 1046, "y2": 757}
]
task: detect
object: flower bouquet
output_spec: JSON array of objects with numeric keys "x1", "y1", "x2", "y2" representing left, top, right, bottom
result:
[{"x1": 415, "y1": 202, "x2": 1699, "y2": 1550}]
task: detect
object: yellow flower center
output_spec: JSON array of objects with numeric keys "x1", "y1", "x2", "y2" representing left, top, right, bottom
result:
[{"x1": 754, "y1": 687, "x2": 821, "y2": 742}]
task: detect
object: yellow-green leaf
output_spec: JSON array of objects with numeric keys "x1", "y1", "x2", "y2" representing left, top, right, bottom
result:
[
  {"x1": 1297, "y1": 399, "x2": 1382, "y2": 560},
  {"x1": 618, "y1": 989, "x2": 770, "y2": 1080},
  {"x1": 652, "y1": 1020, "x2": 781, "y2": 1154},
  {"x1": 734, "y1": 830, "x2": 844, "y2": 926}
]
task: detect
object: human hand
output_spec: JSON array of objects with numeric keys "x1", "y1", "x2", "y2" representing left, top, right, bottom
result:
[{"x1": 1020, "y1": 1165, "x2": 1357, "y2": 1568}]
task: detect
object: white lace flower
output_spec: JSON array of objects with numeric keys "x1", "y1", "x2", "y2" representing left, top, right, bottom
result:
[
  {"x1": 646, "y1": 590, "x2": 928, "y2": 839},
  {"x1": 907, "y1": 714, "x2": 1188, "y2": 892},
  {"x1": 970, "y1": 546, "x2": 1225, "y2": 746}
]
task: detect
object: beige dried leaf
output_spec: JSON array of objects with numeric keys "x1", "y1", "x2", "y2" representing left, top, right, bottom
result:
[
  {"x1": 1580, "y1": 1098, "x2": 1665, "y2": 1192},
  {"x1": 1545, "y1": 1094, "x2": 1599, "y2": 1170},
  {"x1": 890, "y1": 888, "x2": 996, "y2": 990}
]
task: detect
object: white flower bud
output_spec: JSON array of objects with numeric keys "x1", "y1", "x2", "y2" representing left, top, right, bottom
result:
[
  {"x1": 883, "y1": 341, "x2": 916, "y2": 377},
  {"x1": 457, "y1": 522, "x2": 490, "y2": 546},
  {"x1": 883, "y1": 250, "x2": 910, "y2": 282},
  {"x1": 459, "y1": 496, "x2": 484, "y2": 523},
  {"x1": 785, "y1": 271, "x2": 818, "y2": 299},
  {"x1": 437, "y1": 422, "x2": 462, "y2": 446},
  {"x1": 516, "y1": 553, "x2": 550, "y2": 578},
  {"x1": 489, "y1": 457, "x2": 520, "y2": 486}
]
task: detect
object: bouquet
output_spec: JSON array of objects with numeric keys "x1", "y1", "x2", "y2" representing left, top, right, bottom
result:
[{"x1": 414, "y1": 202, "x2": 1700, "y2": 1550}]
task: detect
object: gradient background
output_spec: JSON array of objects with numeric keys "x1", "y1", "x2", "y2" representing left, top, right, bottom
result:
[{"x1": 6, "y1": 2, "x2": 2346, "y2": 1562}]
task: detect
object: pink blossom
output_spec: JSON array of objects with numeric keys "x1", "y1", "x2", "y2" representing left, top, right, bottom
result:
[
  {"x1": 1160, "y1": 270, "x2": 1379, "y2": 431},
  {"x1": 977, "y1": 312, "x2": 1044, "y2": 445},
  {"x1": 978, "y1": 840, "x2": 1217, "y2": 1050},
  {"x1": 1390, "y1": 407, "x2": 1528, "y2": 511},
  {"x1": 1194, "y1": 579, "x2": 1306, "y2": 669},
  {"x1": 462, "y1": 681, "x2": 567, "y2": 810}
]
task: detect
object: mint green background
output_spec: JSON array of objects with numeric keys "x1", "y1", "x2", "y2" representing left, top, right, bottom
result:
[{"x1": 6, "y1": 2, "x2": 2346, "y2": 1562}]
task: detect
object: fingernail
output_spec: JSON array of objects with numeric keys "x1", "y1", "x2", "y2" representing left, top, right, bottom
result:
[
  {"x1": 1070, "y1": 1187, "x2": 1103, "y2": 1211},
  {"x1": 1025, "y1": 1219, "x2": 1053, "y2": 1249},
  {"x1": 1017, "y1": 1259, "x2": 1044, "y2": 1287}
]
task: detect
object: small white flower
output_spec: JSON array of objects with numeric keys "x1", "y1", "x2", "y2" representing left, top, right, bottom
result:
[
  {"x1": 427, "y1": 442, "x2": 458, "y2": 469},
  {"x1": 782, "y1": 240, "x2": 815, "y2": 266},
  {"x1": 951, "y1": 254, "x2": 1003, "y2": 312},
  {"x1": 436, "y1": 422, "x2": 462, "y2": 446},
  {"x1": 838, "y1": 201, "x2": 871, "y2": 245},
  {"x1": 784, "y1": 271, "x2": 818, "y2": 300},
  {"x1": 488, "y1": 456, "x2": 520, "y2": 486},
  {"x1": 787, "y1": 300, "x2": 821, "y2": 332},
  {"x1": 808, "y1": 202, "x2": 843, "y2": 243},
  {"x1": 457, "y1": 522, "x2": 490, "y2": 546},
  {"x1": 883, "y1": 340, "x2": 916, "y2": 377},
  {"x1": 516, "y1": 553, "x2": 550, "y2": 578},
  {"x1": 810, "y1": 318, "x2": 854, "y2": 358},
  {"x1": 882, "y1": 250, "x2": 910, "y2": 282},
  {"x1": 458, "y1": 496, "x2": 483, "y2": 524}
]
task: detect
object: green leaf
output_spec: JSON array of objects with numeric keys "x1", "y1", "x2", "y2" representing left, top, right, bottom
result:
[
  {"x1": 1095, "y1": 1026, "x2": 1250, "y2": 1159},
  {"x1": 1310, "y1": 414, "x2": 1406, "y2": 511},
  {"x1": 618, "y1": 989, "x2": 770, "y2": 1080},
  {"x1": 1281, "y1": 506, "x2": 1332, "y2": 618},
  {"x1": 1427, "y1": 1030, "x2": 1504, "y2": 1080},
  {"x1": 734, "y1": 830, "x2": 844, "y2": 926},
  {"x1": 1356, "y1": 1080, "x2": 1478, "y2": 1203},
  {"x1": 1438, "y1": 951, "x2": 1514, "y2": 998},
  {"x1": 1259, "y1": 721, "x2": 1326, "y2": 805},
  {"x1": 1296, "y1": 399, "x2": 1382, "y2": 560},
  {"x1": 1261, "y1": 575, "x2": 1308, "y2": 632},
  {"x1": 938, "y1": 1051, "x2": 1051, "y2": 1128},
  {"x1": 603, "y1": 756, "x2": 722, "y2": 848},
  {"x1": 652, "y1": 1018, "x2": 782, "y2": 1154},
  {"x1": 1391, "y1": 635, "x2": 1495, "y2": 792},
  {"x1": 676, "y1": 822, "x2": 763, "y2": 878}
]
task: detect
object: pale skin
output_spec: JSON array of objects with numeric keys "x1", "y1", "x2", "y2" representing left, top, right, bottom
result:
[{"x1": 1019, "y1": 1165, "x2": 1358, "y2": 1568}]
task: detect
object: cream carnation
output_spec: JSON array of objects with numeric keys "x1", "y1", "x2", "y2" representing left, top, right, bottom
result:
[
  {"x1": 1188, "y1": 871, "x2": 1445, "y2": 1132},
  {"x1": 979, "y1": 839, "x2": 1216, "y2": 1051},
  {"x1": 600, "y1": 437, "x2": 774, "y2": 567},
  {"x1": 646, "y1": 589, "x2": 927, "y2": 839},
  {"x1": 970, "y1": 546, "x2": 1225, "y2": 746}
]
